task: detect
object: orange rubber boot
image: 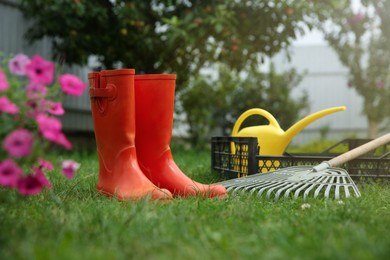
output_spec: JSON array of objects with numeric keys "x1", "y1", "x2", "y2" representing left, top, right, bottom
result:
[
  {"x1": 134, "y1": 74, "x2": 227, "y2": 198},
  {"x1": 88, "y1": 69, "x2": 172, "y2": 201}
]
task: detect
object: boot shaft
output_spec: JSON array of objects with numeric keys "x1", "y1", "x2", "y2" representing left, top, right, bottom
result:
[
  {"x1": 89, "y1": 69, "x2": 136, "y2": 162},
  {"x1": 134, "y1": 74, "x2": 177, "y2": 158}
]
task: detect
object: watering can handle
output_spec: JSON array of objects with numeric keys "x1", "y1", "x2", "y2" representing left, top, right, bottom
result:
[{"x1": 232, "y1": 108, "x2": 281, "y2": 136}]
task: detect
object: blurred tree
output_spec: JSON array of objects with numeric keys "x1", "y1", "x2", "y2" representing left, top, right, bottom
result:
[
  {"x1": 181, "y1": 63, "x2": 308, "y2": 147},
  {"x1": 19, "y1": 0, "x2": 316, "y2": 144},
  {"x1": 19, "y1": 0, "x2": 316, "y2": 89},
  {"x1": 315, "y1": 0, "x2": 390, "y2": 138}
]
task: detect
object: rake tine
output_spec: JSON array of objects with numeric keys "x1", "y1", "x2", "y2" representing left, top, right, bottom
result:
[
  {"x1": 265, "y1": 184, "x2": 282, "y2": 199},
  {"x1": 255, "y1": 182, "x2": 284, "y2": 197},
  {"x1": 324, "y1": 177, "x2": 334, "y2": 199},
  {"x1": 231, "y1": 179, "x2": 271, "y2": 193},
  {"x1": 330, "y1": 176, "x2": 338, "y2": 199},
  {"x1": 315, "y1": 176, "x2": 328, "y2": 199},
  {"x1": 226, "y1": 183, "x2": 248, "y2": 192},
  {"x1": 246, "y1": 181, "x2": 273, "y2": 194},
  {"x1": 232, "y1": 179, "x2": 272, "y2": 190},
  {"x1": 229, "y1": 186, "x2": 248, "y2": 195},
  {"x1": 345, "y1": 175, "x2": 360, "y2": 198},
  {"x1": 342, "y1": 183, "x2": 352, "y2": 198},
  {"x1": 243, "y1": 181, "x2": 270, "y2": 192},
  {"x1": 348, "y1": 181, "x2": 360, "y2": 198},
  {"x1": 355, "y1": 186, "x2": 361, "y2": 197},
  {"x1": 347, "y1": 184, "x2": 359, "y2": 198},
  {"x1": 231, "y1": 184, "x2": 256, "y2": 193},
  {"x1": 294, "y1": 182, "x2": 313, "y2": 199},
  {"x1": 294, "y1": 175, "x2": 324, "y2": 199},
  {"x1": 303, "y1": 183, "x2": 319, "y2": 200},
  {"x1": 345, "y1": 179, "x2": 353, "y2": 198},
  {"x1": 277, "y1": 182, "x2": 307, "y2": 200},
  {"x1": 287, "y1": 183, "x2": 304, "y2": 199},
  {"x1": 224, "y1": 180, "x2": 256, "y2": 190},
  {"x1": 230, "y1": 186, "x2": 248, "y2": 193},
  {"x1": 240, "y1": 183, "x2": 260, "y2": 192},
  {"x1": 274, "y1": 182, "x2": 300, "y2": 200},
  {"x1": 266, "y1": 182, "x2": 292, "y2": 200},
  {"x1": 335, "y1": 178, "x2": 341, "y2": 200},
  {"x1": 249, "y1": 181, "x2": 277, "y2": 195},
  {"x1": 244, "y1": 182, "x2": 275, "y2": 197},
  {"x1": 313, "y1": 181, "x2": 326, "y2": 198},
  {"x1": 353, "y1": 181, "x2": 361, "y2": 197}
]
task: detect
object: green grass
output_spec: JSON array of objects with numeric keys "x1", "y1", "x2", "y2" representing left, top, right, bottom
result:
[{"x1": 1, "y1": 147, "x2": 390, "y2": 259}]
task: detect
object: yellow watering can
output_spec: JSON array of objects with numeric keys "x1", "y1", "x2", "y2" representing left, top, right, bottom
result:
[{"x1": 231, "y1": 106, "x2": 346, "y2": 175}]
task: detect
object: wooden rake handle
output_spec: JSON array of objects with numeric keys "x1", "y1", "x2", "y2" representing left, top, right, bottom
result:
[{"x1": 328, "y1": 133, "x2": 390, "y2": 167}]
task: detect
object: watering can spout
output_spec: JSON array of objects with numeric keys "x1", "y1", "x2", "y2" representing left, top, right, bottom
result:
[{"x1": 284, "y1": 106, "x2": 346, "y2": 144}]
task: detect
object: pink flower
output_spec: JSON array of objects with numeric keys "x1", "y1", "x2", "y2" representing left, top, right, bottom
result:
[
  {"x1": 17, "y1": 174, "x2": 44, "y2": 196},
  {"x1": 36, "y1": 114, "x2": 72, "y2": 149},
  {"x1": 27, "y1": 99, "x2": 64, "y2": 117},
  {"x1": 3, "y1": 128, "x2": 34, "y2": 157},
  {"x1": 46, "y1": 101, "x2": 65, "y2": 116},
  {"x1": 55, "y1": 132, "x2": 72, "y2": 149},
  {"x1": 0, "y1": 96, "x2": 19, "y2": 114},
  {"x1": 38, "y1": 159, "x2": 54, "y2": 171},
  {"x1": 0, "y1": 159, "x2": 23, "y2": 188},
  {"x1": 36, "y1": 113, "x2": 62, "y2": 138},
  {"x1": 25, "y1": 55, "x2": 54, "y2": 85},
  {"x1": 8, "y1": 53, "x2": 31, "y2": 76},
  {"x1": 26, "y1": 99, "x2": 43, "y2": 119},
  {"x1": 16, "y1": 162, "x2": 52, "y2": 196},
  {"x1": 0, "y1": 69, "x2": 9, "y2": 91},
  {"x1": 59, "y1": 74, "x2": 86, "y2": 96},
  {"x1": 61, "y1": 160, "x2": 80, "y2": 179},
  {"x1": 26, "y1": 82, "x2": 48, "y2": 98},
  {"x1": 32, "y1": 167, "x2": 52, "y2": 189}
]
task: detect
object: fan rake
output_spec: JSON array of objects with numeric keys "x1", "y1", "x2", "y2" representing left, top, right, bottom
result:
[{"x1": 217, "y1": 133, "x2": 390, "y2": 201}]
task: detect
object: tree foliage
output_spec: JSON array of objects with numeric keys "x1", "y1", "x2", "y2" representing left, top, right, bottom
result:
[
  {"x1": 181, "y1": 64, "x2": 308, "y2": 146},
  {"x1": 19, "y1": 0, "x2": 316, "y2": 143},
  {"x1": 315, "y1": 0, "x2": 390, "y2": 137},
  {"x1": 20, "y1": 0, "x2": 316, "y2": 88}
]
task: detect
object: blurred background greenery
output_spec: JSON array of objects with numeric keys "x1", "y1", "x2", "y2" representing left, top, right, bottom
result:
[{"x1": 1, "y1": 0, "x2": 389, "y2": 149}]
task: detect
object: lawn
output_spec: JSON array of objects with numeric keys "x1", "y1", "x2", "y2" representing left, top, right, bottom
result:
[{"x1": 1, "y1": 146, "x2": 390, "y2": 259}]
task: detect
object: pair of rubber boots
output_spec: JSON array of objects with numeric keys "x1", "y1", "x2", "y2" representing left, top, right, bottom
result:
[{"x1": 88, "y1": 69, "x2": 227, "y2": 201}]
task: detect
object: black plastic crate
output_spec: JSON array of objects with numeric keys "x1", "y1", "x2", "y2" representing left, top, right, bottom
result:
[{"x1": 211, "y1": 136, "x2": 390, "y2": 180}]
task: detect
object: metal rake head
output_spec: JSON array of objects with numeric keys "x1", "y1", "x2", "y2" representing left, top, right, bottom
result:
[{"x1": 219, "y1": 166, "x2": 361, "y2": 201}]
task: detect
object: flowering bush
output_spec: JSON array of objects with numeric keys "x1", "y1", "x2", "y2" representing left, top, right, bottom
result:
[{"x1": 0, "y1": 53, "x2": 85, "y2": 196}]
